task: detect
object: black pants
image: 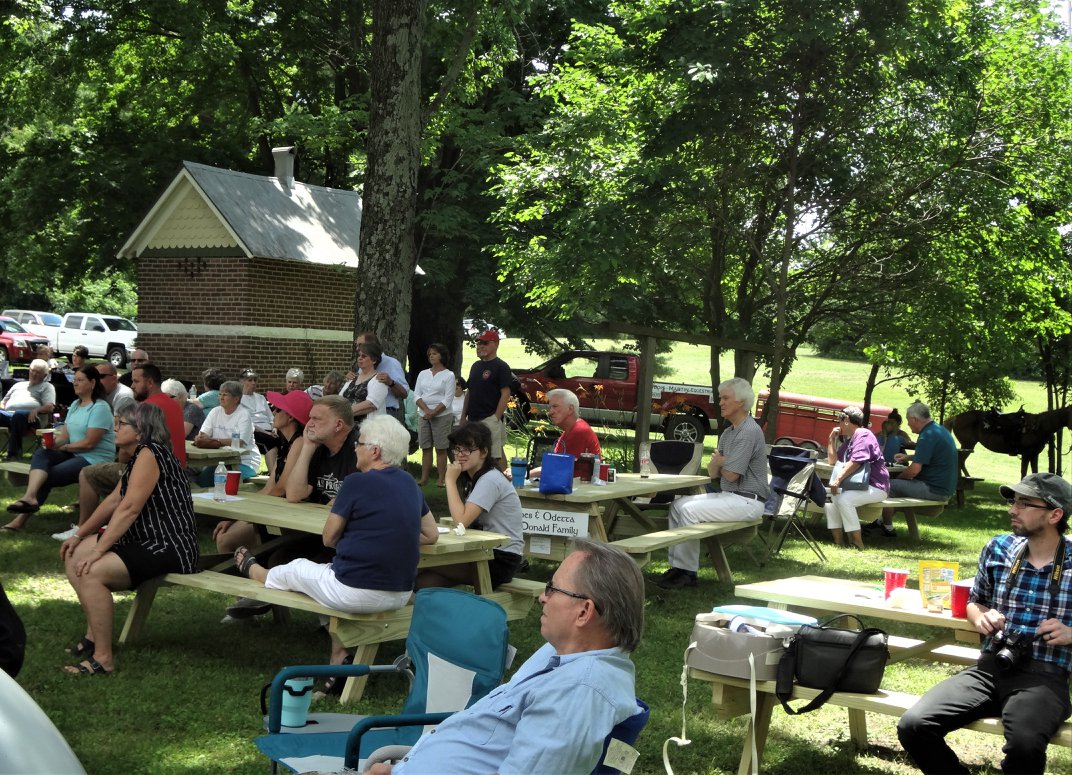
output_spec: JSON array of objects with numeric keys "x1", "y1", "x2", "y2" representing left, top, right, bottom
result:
[
  {"x1": 897, "y1": 654, "x2": 1071, "y2": 774},
  {"x1": 0, "y1": 410, "x2": 33, "y2": 457}
]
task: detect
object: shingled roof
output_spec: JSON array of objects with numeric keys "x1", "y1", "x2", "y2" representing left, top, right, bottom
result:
[{"x1": 118, "y1": 154, "x2": 362, "y2": 267}]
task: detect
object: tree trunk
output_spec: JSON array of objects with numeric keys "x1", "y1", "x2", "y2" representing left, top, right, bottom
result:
[{"x1": 354, "y1": 0, "x2": 426, "y2": 360}]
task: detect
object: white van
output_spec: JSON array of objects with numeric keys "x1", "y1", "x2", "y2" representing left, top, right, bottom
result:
[{"x1": 1, "y1": 310, "x2": 63, "y2": 348}]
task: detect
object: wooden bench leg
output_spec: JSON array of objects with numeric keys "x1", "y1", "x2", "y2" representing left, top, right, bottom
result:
[
  {"x1": 702, "y1": 537, "x2": 734, "y2": 584},
  {"x1": 340, "y1": 642, "x2": 380, "y2": 704},
  {"x1": 119, "y1": 577, "x2": 165, "y2": 646},
  {"x1": 904, "y1": 509, "x2": 920, "y2": 542},
  {"x1": 848, "y1": 707, "x2": 868, "y2": 749},
  {"x1": 738, "y1": 693, "x2": 775, "y2": 775}
]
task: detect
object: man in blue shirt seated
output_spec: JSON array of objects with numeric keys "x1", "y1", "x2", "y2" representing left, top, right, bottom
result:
[
  {"x1": 366, "y1": 540, "x2": 645, "y2": 775},
  {"x1": 865, "y1": 401, "x2": 958, "y2": 538},
  {"x1": 898, "y1": 472, "x2": 1072, "y2": 774}
]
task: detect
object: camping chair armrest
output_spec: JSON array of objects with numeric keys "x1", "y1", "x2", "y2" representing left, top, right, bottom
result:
[
  {"x1": 345, "y1": 712, "x2": 454, "y2": 769},
  {"x1": 263, "y1": 664, "x2": 400, "y2": 732}
]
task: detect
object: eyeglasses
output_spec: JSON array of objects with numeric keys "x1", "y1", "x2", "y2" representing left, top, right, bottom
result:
[
  {"x1": 450, "y1": 446, "x2": 477, "y2": 456},
  {"x1": 544, "y1": 582, "x2": 602, "y2": 615},
  {"x1": 100, "y1": 372, "x2": 116, "y2": 379},
  {"x1": 1006, "y1": 497, "x2": 1052, "y2": 511},
  {"x1": 240, "y1": 370, "x2": 257, "y2": 379},
  {"x1": 131, "y1": 358, "x2": 148, "y2": 363},
  {"x1": 115, "y1": 419, "x2": 134, "y2": 428},
  {"x1": 355, "y1": 441, "x2": 378, "y2": 449}
]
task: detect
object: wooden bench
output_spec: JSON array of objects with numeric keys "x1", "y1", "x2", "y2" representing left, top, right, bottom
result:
[
  {"x1": 0, "y1": 460, "x2": 32, "y2": 485},
  {"x1": 689, "y1": 670, "x2": 1072, "y2": 775},
  {"x1": 956, "y1": 475, "x2": 984, "y2": 507},
  {"x1": 610, "y1": 520, "x2": 759, "y2": 584},
  {"x1": 886, "y1": 634, "x2": 981, "y2": 666},
  {"x1": 119, "y1": 568, "x2": 542, "y2": 703}
]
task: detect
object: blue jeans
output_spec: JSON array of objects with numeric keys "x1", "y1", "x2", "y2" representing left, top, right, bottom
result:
[
  {"x1": 28, "y1": 447, "x2": 91, "y2": 506},
  {"x1": 0, "y1": 410, "x2": 34, "y2": 458}
]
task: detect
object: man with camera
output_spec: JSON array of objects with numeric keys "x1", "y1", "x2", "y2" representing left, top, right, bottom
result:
[{"x1": 898, "y1": 472, "x2": 1072, "y2": 774}]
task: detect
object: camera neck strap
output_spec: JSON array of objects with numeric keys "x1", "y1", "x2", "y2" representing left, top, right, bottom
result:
[{"x1": 1005, "y1": 537, "x2": 1066, "y2": 619}]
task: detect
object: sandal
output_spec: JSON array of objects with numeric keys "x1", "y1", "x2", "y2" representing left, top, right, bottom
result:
[
  {"x1": 6, "y1": 500, "x2": 39, "y2": 514},
  {"x1": 64, "y1": 658, "x2": 113, "y2": 676},
  {"x1": 322, "y1": 655, "x2": 354, "y2": 696},
  {"x1": 233, "y1": 546, "x2": 259, "y2": 577},
  {"x1": 66, "y1": 637, "x2": 95, "y2": 659}
]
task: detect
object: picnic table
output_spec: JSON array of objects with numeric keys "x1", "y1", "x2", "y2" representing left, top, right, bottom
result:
[
  {"x1": 518, "y1": 473, "x2": 760, "y2": 582},
  {"x1": 120, "y1": 491, "x2": 544, "y2": 702},
  {"x1": 184, "y1": 441, "x2": 241, "y2": 467}
]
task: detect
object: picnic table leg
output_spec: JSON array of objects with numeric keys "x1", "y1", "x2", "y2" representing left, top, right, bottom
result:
[
  {"x1": 738, "y1": 693, "x2": 775, "y2": 775},
  {"x1": 341, "y1": 642, "x2": 380, "y2": 704},
  {"x1": 473, "y1": 558, "x2": 494, "y2": 596},
  {"x1": 589, "y1": 507, "x2": 609, "y2": 543},
  {"x1": 848, "y1": 707, "x2": 868, "y2": 750},
  {"x1": 702, "y1": 536, "x2": 734, "y2": 584},
  {"x1": 118, "y1": 576, "x2": 165, "y2": 646}
]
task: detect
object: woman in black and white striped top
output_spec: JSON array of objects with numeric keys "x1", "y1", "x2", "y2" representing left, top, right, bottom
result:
[{"x1": 60, "y1": 400, "x2": 198, "y2": 676}]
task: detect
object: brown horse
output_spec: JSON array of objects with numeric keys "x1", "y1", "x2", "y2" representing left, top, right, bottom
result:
[{"x1": 947, "y1": 406, "x2": 1072, "y2": 477}]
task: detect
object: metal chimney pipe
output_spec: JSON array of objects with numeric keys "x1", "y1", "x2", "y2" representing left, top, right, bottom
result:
[{"x1": 272, "y1": 146, "x2": 296, "y2": 189}]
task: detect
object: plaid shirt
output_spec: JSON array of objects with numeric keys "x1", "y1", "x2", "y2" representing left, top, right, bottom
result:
[{"x1": 970, "y1": 534, "x2": 1072, "y2": 671}]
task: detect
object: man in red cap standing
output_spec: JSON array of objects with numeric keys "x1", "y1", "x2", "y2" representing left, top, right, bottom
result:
[{"x1": 461, "y1": 330, "x2": 512, "y2": 471}]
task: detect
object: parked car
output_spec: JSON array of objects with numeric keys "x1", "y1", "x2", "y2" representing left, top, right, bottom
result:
[
  {"x1": 463, "y1": 318, "x2": 507, "y2": 339},
  {"x1": 0, "y1": 316, "x2": 52, "y2": 363},
  {"x1": 1, "y1": 309, "x2": 63, "y2": 345},
  {"x1": 54, "y1": 313, "x2": 138, "y2": 368}
]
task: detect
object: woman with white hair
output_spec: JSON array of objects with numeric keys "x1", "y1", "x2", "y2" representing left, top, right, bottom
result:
[
  {"x1": 233, "y1": 415, "x2": 439, "y2": 665},
  {"x1": 161, "y1": 379, "x2": 204, "y2": 440},
  {"x1": 823, "y1": 406, "x2": 889, "y2": 549}
]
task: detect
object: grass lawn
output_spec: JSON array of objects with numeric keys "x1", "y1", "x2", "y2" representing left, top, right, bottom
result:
[{"x1": 3, "y1": 344, "x2": 1070, "y2": 774}]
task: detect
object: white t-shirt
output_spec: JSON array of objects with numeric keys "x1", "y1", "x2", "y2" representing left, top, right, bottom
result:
[
  {"x1": 240, "y1": 392, "x2": 272, "y2": 432},
  {"x1": 200, "y1": 404, "x2": 261, "y2": 472}
]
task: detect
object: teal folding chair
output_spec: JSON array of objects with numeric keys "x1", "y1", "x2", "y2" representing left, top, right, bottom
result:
[{"x1": 253, "y1": 588, "x2": 509, "y2": 773}]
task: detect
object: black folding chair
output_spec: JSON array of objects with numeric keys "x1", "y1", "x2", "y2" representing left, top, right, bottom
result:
[{"x1": 764, "y1": 446, "x2": 827, "y2": 563}]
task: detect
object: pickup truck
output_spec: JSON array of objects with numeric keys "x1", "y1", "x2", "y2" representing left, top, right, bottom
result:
[
  {"x1": 53, "y1": 312, "x2": 138, "y2": 368},
  {"x1": 514, "y1": 350, "x2": 719, "y2": 442}
]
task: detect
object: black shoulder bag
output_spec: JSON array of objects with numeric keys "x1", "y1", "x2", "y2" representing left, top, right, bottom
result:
[{"x1": 775, "y1": 614, "x2": 889, "y2": 714}]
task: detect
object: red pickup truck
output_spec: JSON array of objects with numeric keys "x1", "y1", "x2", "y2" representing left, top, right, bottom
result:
[{"x1": 514, "y1": 350, "x2": 719, "y2": 442}]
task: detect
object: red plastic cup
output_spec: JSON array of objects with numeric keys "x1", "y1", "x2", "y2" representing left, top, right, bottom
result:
[
  {"x1": 599, "y1": 463, "x2": 610, "y2": 481},
  {"x1": 950, "y1": 579, "x2": 973, "y2": 618},
  {"x1": 41, "y1": 429, "x2": 54, "y2": 449},
  {"x1": 225, "y1": 470, "x2": 241, "y2": 496},
  {"x1": 884, "y1": 568, "x2": 909, "y2": 600}
]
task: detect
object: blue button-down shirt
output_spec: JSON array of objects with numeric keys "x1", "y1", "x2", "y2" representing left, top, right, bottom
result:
[
  {"x1": 393, "y1": 642, "x2": 637, "y2": 775},
  {"x1": 970, "y1": 534, "x2": 1072, "y2": 671}
]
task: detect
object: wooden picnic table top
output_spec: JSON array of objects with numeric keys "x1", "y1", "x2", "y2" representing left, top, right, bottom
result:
[
  {"x1": 185, "y1": 441, "x2": 241, "y2": 466},
  {"x1": 735, "y1": 574, "x2": 979, "y2": 637},
  {"x1": 517, "y1": 472, "x2": 710, "y2": 504},
  {"x1": 191, "y1": 491, "x2": 509, "y2": 557}
]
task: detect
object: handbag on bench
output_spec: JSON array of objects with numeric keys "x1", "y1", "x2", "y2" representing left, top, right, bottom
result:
[{"x1": 775, "y1": 614, "x2": 889, "y2": 714}]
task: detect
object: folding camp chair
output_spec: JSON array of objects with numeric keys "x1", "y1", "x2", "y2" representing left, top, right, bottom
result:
[
  {"x1": 253, "y1": 588, "x2": 510, "y2": 773},
  {"x1": 764, "y1": 446, "x2": 827, "y2": 563},
  {"x1": 362, "y1": 697, "x2": 651, "y2": 775}
]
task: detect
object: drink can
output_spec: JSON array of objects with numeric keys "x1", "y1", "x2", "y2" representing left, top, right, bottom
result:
[{"x1": 607, "y1": 467, "x2": 616, "y2": 483}]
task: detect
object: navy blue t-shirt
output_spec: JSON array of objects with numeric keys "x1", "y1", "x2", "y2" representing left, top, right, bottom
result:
[
  {"x1": 330, "y1": 466, "x2": 430, "y2": 591},
  {"x1": 466, "y1": 357, "x2": 513, "y2": 421}
]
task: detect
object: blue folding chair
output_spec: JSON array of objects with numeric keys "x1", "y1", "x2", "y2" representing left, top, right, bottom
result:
[{"x1": 253, "y1": 588, "x2": 509, "y2": 773}]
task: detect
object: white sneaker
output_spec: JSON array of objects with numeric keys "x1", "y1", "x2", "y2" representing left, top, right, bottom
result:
[{"x1": 52, "y1": 524, "x2": 78, "y2": 541}]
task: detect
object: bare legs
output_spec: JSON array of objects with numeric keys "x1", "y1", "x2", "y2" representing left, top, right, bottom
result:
[
  {"x1": 63, "y1": 539, "x2": 131, "y2": 673},
  {"x1": 419, "y1": 447, "x2": 449, "y2": 487}
]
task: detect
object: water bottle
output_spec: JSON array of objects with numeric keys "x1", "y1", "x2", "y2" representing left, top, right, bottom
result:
[
  {"x1": 213, "y1": 461, "x2": 227, "y2": 502},
  {"x1": 230, "y1": 431, "x2": 241, "y2": 450}
]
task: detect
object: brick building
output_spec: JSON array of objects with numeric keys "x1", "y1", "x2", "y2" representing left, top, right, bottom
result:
[{"x1": 118, "y1": 148, "x2": 360, "y2": 390}]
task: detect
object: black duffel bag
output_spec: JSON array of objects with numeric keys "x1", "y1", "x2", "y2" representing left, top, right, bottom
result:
[{"x1": 775, "y1": 613, "x2": 889, "y2": 714}]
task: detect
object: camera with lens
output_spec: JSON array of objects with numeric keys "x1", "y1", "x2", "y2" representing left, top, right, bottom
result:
[{"x1": 988, "y1": 628, "x2": 1038, "y2": 671}]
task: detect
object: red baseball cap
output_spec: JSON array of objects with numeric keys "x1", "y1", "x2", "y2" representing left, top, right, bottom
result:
[{"x1": 476, "y1": 330, "x2": 500, "y2": 343}]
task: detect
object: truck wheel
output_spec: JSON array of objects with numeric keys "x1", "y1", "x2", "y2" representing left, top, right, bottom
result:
[
  {"x1": 800, "y1": 440, "x2": 822, "y2": 453},
  {"x1": 665, "y1": 414, "x2": 705, "y2": 443},
  {"x1": 0, "y1": 346, "x2": 7, "y2": 362},
  {"x1": 773, "y1": 437, "x2": 796, "y2": 447},
  {"x1": 107, "y1": 347, "x2": 126, "y2": 369}
]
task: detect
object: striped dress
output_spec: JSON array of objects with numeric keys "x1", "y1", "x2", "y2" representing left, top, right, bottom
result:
[{"x1": 114, "y1": 442, "x2": 199, "y2": 574}]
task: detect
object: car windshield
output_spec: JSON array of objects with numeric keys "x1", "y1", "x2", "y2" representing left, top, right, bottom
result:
[
  {"x1": 40, "y1": 313, "x2": 62, "y2": 326},
  {"x1": 0, "y1": 320, "x2": 28, "y2": 334},
  {"x1": 104, "y1": 317, "x2": 137, "y2": 332}
]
